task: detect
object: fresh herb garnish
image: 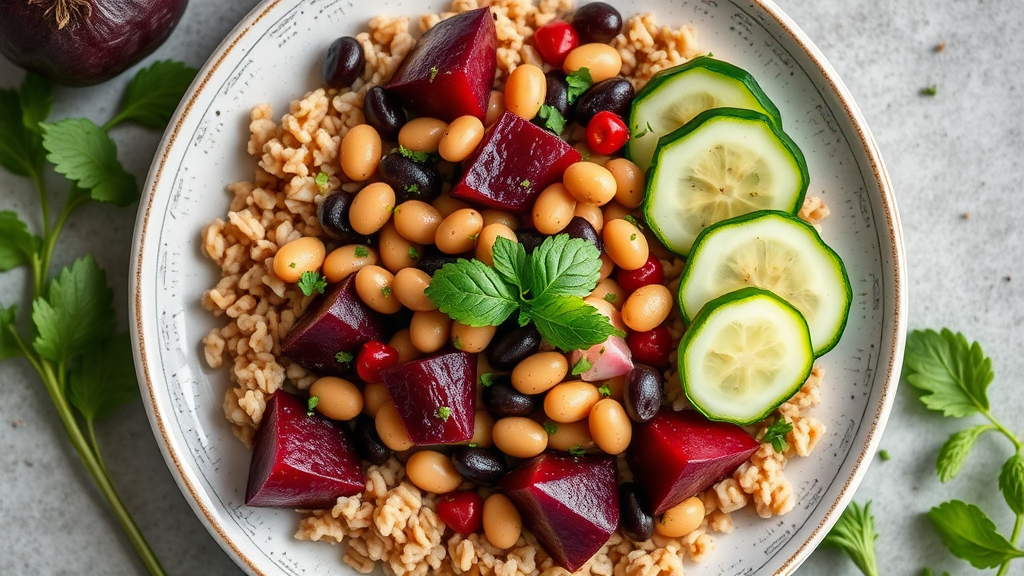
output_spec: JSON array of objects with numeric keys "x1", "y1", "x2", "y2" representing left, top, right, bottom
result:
[
  {"x1": 602, "y1": 292, "x2": 616, "y2": 303},
  {"x1": 624, "y1": 214, "x2": 644, "y2": 231},
  {"x1": 543, "y1": 421, "x2": 558, "y2": 435},
  {"x1": 763, "y1": 418, "x2": 793, "y2": 454},
  {"x1": 468, "y1": 442, "x2": 478, "y2": 448},
  {"x1": 571, "y1": 357, "x2": 593, "y2": 376},
  {"x1": 425, "y1": 235, "x2": 621, "y2": 351},
  {"x1": 404, "y1": 183, "x2": 419, "y2": 193},
  {"x1": 354, "y1": 245, "x2": 369, "y2": 258},
  {"x1": 0, "y1": 65, "x2": 195, "y2": 575},
  {"x1": 453, "y1": 336, "x2": 462, "y2": 350},
  {"x1": 335, "y1": 350, "x2": 354, "y2": 364},
  {"x1": 822, "y1": 501, "x2": 880, "y2": 576},
  {"x1": 307, "y1": 395, "x2": 319, "y2": 416},
  {"x1": 566, "y1": 67, "x2": 594, "y2": 103},
  {"x1": 315, "y1": 171, "x2": 330, "y2": 192},
  {"x1": 435, "y1": 406, "x2": 452, "y2": 421},
  {"x1": 922, "y1": 85, "x2": 938, "y2": 96},
  {"x1": 381, "y1": 286, "x2": 392, "y2": 297},
  {"x1": 397, "y1": 145, "x2": 431, "y2": 163},
  {"x1": 408, "y1": 246, "x2": 419, "y2": 260},
  {"x1": 569, "y1": 444, "x2": 586, "y2": 457},
  {"x1": 537, "y1": 104, "x2": 566, "y2": 134},
  {"x1": 430, "y1": 66, "x2": 439, "y2": 81},
  {"x1": 298, "y1": 270, "x2": 327, "y2": 296},
  {"x1": 480, "y1": 372, "x2": 495, "y2": 387},
  {"x1": 597, "y1": 384, "x2": 611, "y2": 397},
  {"x1": 521, "y1": 179, "x2": 531, "y2": 189}
]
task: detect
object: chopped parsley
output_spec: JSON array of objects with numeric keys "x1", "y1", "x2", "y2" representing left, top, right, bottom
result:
[
  {"x1": 598, "y1": 384, "x2": 612, "y2": 397},
  {"x1": 543, "y1": 421, "x2": 558, "y2": 435},
  {"x1": 430, "y1": 66, "x2": 439, "y2": 81},
  {"x1": 335, "y1": 350, "x2": 354, "y2": 364},
  {"x1": 397, "y1": 145, "x2": 431, "y2": 163},
  {"x1": 453, "y1": 336, "x2": 462, "y2": 350},
  {"x1": 537, "y1": 104, "x2": 566, "y2": 134},
  {"x1": 480, "y1": 372, "x2": 495, "y2": 387},
  {"x1": 297, "y1": 271, "x2": 328, "y2": 296},
  {"x1": 630, "y1": 233, "x2": 637, "y2": 241},
  {"x1": 404, "y1": 183, "x2": 419, "y2": 193},
  {"x1": 354, "y1": 245, "x2": 369, "y2": 258},
  {"x1": 408, "y1": 246, "x2": 420, "y2": 260},
  {"x1": 569, "y1": 444, "x2": 585, "y2": 457},
  {"x1": 306, "y1": 395, "x2": 319, "y2": 416},
  {"x1": 520, "y1": 179, "x2": 531, "y2": 189},
  {"x1": 314, "y1": 171, "x2": 329, "y2": 192},
  {"x1": 763, "y1": 418, "x2": 794, "y2": 453},
  {"x1": 381, "y1": 286, "x2": 392, "y2": 297},
  {"x1": 435, "y1": 406, "x2": 452, "y2": 421},
  {"x1": 603, "y1": 292, "x2": 617, "y2": 303},
  {"x1": 571, "y1": 357, "x2": 593, "y2": 376},
  {"x1": 566, "y1": 67, "x2": 594, "y2": 103}
]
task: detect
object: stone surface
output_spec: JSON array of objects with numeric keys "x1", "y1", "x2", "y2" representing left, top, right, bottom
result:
[{"x1": 1, "y1": 0, "x2": 1022, "y2": 574}]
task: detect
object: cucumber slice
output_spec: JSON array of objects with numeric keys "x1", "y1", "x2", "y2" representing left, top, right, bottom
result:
[
  {"x1": 627, "y1": 55, "x2": 782, "y2": 172},
  {"x1": 680, "y1": 287, "x2": 814, "y2": 425},
  {"x1": 643, "y1": 108, "x2": 808, "y2": 256},
  {"x1": 679, "y1": 211, "x2": 852, "y2": 357}
]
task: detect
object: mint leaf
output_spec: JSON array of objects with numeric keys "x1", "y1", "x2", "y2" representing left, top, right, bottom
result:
[
  {"x1": 929, "y1": 500, "x2": 1024, "y2": 568},
  {"x1": 903, "y1": 329, "x2": 993, "y2": 417},
  {"x1": 32, "y1": 256, "x2": 115, "y2": 363},
  {"x1": 937, "y1": 424, "x2": 993, "y2": 482},
  {"x1": 566, "y1": 67, "x2": 593, "y2": 104},
  {"x1": 20, "y1": 74, "x2": 53, "y2": 134},
  {"x1": 571, "y1": 357, "x2": 592, "y2": 376},
  {"x1": 68, "y1": 333, "x2": 138, "y2": 421},
  {"x1": 822, "y1": 501, "x2": 880, "y2": 576},
  {"x1": 999, "y1": 454, "x2": 1024, "y2": 515},
  {"x1": 537, "y1": 104, "x2": 566, "y2": 134},
  {"x1": 527, "y1": 235, "x2": 602, "y2": 301},
  {"x1": 40, "y1": 118, "x2": 138, "y2": 206},
  {"x1": 763, "y1": 418, "x2": 794, "y2": 454},
  {"x1": 297, "y1": 270, "x2": 327, "y2": 296},
  {"x1": 526, "y1": 295, "x2": 622, "y2": 351},
  {"x1": 0, "y1": 211, "x2": 39, "y2": 272},
  {"x1": 0, "y1": 88, "x2": 44, "y2": 177},
  {"x1": 0, "y1": 304, "x2": 21, "y2": 361},
  {"x1": 111, "y1": 61, "x2": 198, "y2": 129},
  {"x1": 425, "y1": 259, "x2": 519, "y2": 327},
  {"x1": 491, "y1": 236, "x2": 527, "y2": 292}
]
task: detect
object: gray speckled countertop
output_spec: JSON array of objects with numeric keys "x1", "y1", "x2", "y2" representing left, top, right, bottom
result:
[{"x1": 2, "y1": 0, "x2": 1022, "y2": 574}]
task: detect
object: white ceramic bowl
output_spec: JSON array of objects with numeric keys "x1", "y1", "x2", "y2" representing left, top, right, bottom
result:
[{"x1": 131, "y1": 1, "x2": 906, "y2": 574}]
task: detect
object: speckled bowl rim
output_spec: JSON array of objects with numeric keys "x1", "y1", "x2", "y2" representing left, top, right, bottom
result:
[{"x1": 130, "y1": 0, "x2": 906, "y2": 574}]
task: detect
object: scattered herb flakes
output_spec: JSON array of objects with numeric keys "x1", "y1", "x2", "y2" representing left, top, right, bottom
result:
[
  {"x1": 307, "y1": 395, "x2": 319, "y2": 416},
  {"x1": 435, "y1": 406, "x2": 452, "y2": 421},
  {"x1": 520, "y1": 179, "x2": 531, "y2": 189},
  {"x1": 543, "y1": 421, "x2": 558, "y2": 435},
  {"x1": 468, "y1": 442, "x2": 478, "y2": 448},
  {"x1": 408, "y1": 246, "x2": 420, "y2": 260},
  {"x1": 602, "y1": 292, "x2": 616, "y2": 303},
  {"x1": 569, "y1": 444, "x2": 585, "y2": 457},
  {"x1": 624, "y1": 214, "x2": 644, "y2": 231},
  {"x1": 381, "y1": 286, "x2": 392, "y2": 297},
  {"x1": 630, "y1": 233, "x2": 637, "y2": 241},
  {"x1": 430, "y1": 66, "x2": 439, "y2": 81},
  {"x1": 921, "y1": 85, "x2": 938, "y2": 97},
  {"x1": 453, "y1": 336, "x2": 462, "y2": 350},
  {"x1": 315, "y1": 171, "x2": 329, "y2": 192},
  {"x1": 397, "y1": 145, "x2": 431, "y2": 163},
  {"x1": 354, "y1": 245, "x2": 369, "y2": 258},
  {"x1": 404, "y1": 183, "x2": 419, "y2": 193},
  {"x1": 762, "y1": 418, "x2": 793, "y2": 454},
  {"x1": 537, "y1": 104, "x2": 566, "y2": 134},
  {"x1": 878, "y1": 450, "x2": 891, "y2": 461},
  {"x1": 597, "y1": 384, "x2": 611, "y2": 397},
  {"x1": 571, "y1": 357, "x2": 593, "y2": 376},
  {"x1": 566, "y1": 67, "x2": 594, "y2": 104},
  {"x1": 297, "y1": 271, "x2": 327, "y2": 296},
  {"x1": 480, "y1": 372, "x2": 495, "y2": 387},
  {"x1": 335, "y1": 350, "x2": 354, "y2": 364}
]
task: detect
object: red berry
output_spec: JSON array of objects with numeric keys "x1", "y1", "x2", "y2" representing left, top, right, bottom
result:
[
  {"x1": 616, "y1": 253, "x2": 664, "y2": 294},
  {"x1": 586, "y1": 110, "x2": 629, "y2": 155},
  {"x1": 534, "y1": 21, "x2": 579, "y2": 67},
  {"x1": 626, "y1": 326, "x2": 672, "y2": 368},
  {"x1": 355, "y1": 341, "x2": 400, "y2": 384},
  {"x1": 437, "y1": 490, "x2": 484, "y2": 534}
]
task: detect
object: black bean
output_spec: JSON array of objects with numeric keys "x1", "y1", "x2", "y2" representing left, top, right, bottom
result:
[
  {"x1": 562, "y1": 216, "x2": 602, "y2": 252},
  {"x1": 451, "y1": 446, "x2": 508, "y2": 484},
  {"x1": 515, "y1": 228, "x2": 547, "y2": 255},
  {"x1": 487, "y1": 322, "x2": 542, "y2": 371},
  {"x1": 377, "y1": 153, "x2": 442, "y2": 202},
  {"x1": 575, "y1": 77, "x2": 634, "y2": 126},
  {"x1": 624, "y1": 364, "x2": 663, "y2": 423},
  {"x1": 543, "y1": 71, "x2": 575, "y2": 121},
  {"x1": 317, "y1": 191, "x2": 360, "y2": 243},
  {"x1": 352, "y1": 413, "x2": 391, "y2": 465},
  {"x1": 483, "y1": 378, "x2": 543, "y2": 417},
  {"x1": 619, "y1": 482, "x2": 655, "y2": 541},
  {"x1": 571, "y1": 2, "x2": 623, "y2": 45},
  {"x1": 322, "y1": 37, "x2": 365, "y2": 89},
  {"x1": 363, "y1": 86, "x2": 406, "y2": 141},
  {"x1": 415, "y1": 245, "x2": 459, "y2": 276}
]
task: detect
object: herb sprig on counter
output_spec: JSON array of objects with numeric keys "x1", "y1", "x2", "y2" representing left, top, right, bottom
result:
[
  {"x1": 826, "y1": 329, "x2": 1024, "y2": 576},
  {"x1": 0, "y1": 62, "x2": 196, "y2": 576},
  {"x1": 425, "y1": 235, "x2": 622, "y2": 351}
]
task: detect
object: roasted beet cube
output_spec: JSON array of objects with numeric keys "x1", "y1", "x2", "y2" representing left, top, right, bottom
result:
[
  {"x1": 246, "y1": 390, "x2": 365, "y2": 508},
  {"x1": 500, "y1": 454, "x2": 618, "y2": 572},
  {"x1": 385, "y1": 8, "x2": 496, "y2": 121},
  {"x1": 280, "y1": 276, "x2": 389, "y2": 376},
  {"x1": 450, "y1": 111, "x2": 581, "y2": 212},
  {"x1": 379, "y1": 351, "x2": 476, "y2": 444},
  {"x1": 626, "y1": 409, "x2": 759, "y2": 515}
]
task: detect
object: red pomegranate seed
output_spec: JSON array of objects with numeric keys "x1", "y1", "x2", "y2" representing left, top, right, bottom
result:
[
  {"x1": 586, "y1": 110, "x2": 629, "y2": 155},
  {"x1": 534, "y1": 21, "x2": 579, "y2": 67},
  {"x1": 437, "y1": 490, "x2": 484, "y2": 534},
  {"x1": 617, "y1": 253, "x2": 664, "y2": 294},
  {"x1": 626, "y1": 326, "x2": 673, "y2": 368},
  {"x1": 355, "y1": 341, "x2": 400, "y2": 384}
]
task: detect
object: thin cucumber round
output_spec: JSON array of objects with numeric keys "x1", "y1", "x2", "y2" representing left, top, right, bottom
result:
[
  {"x1": 680, "y1": 287, "x2": 813, "y2": 425},
  {"x1": 643, "y1": 108, "x2": 808, "y2": 257},
  {"x1": 678, "y1": 211, "x2": 852, "y2": 357},
  {"x1": 627, "y1": 55, "x2": 782, "y2": 172}
]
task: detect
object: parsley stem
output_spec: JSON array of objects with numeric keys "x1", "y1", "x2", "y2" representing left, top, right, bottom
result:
[
  {"x1": 35, "y1": 189, "x2": 87, "y2": 298},
  {"x1": 32, "y1": 170, "x2": 51, "y2": 238},
  {"x1": 997, "y1": 512, "x2": 1024, "y2": 576},
  {"x1": 980, "y1": 407, "x2": 1023, "y2": 452}
]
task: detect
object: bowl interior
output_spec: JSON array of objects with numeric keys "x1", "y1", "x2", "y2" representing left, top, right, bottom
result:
[{"x1": 131, "y1": 0, "x2": 905, "y2": 574}]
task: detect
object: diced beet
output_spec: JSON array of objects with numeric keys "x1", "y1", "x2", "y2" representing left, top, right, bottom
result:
[
  {"x1": 379, "y1": 351, "x2": 476, "y2": 444},
  {"x1": 246, "y1": 390, "x2": 365, "y2": 508},
  {"x1": 450, "y1": 111, "x2": 581, "y2": 212},
  {"x1": 500, "y1": 454, "x2": 618, "y2": 572},
  {"x1": 626, "y1": 409, "x2": 759, "y2": 515},
  {"x1": 281, "y1": 276, "x2": 389, "y2": 377},
  {"x1": 385, "y1": 8, "x2": 496, "y2": 122}
]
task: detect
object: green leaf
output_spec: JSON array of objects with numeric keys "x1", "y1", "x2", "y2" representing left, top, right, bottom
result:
[
  {"x1": 0, "y1": 304, "x2": 22, "y2": 361},
  {"x1": 526, "y1": 295, "x2": 622, "y2": 352},
  {"x1": 0, "y1": 211, "x2": 39, "y2": 272},
  {"x1": 68, "y1": 333, "x2": 138, "y2": 421},
  {"x1": 928, "y1": 500, "x2": 1024, "y2": 569},
  {"x1": 903, "y1": 329, "x2": 993, "y2": 418},
  {"x1": 435, "y1": 406, "x2": 452, "y2": 421},
  {"x1": 20, "y1": 73, "x2": 53, "y2": 133},
  {"x1": 571, "y1": 356, "x2": 592, "y2": 376},
  {"x1": 568, "y1": 444, "x2": 585, "y2": 457},
  {"x1": 297, "y1": 271, "x2": 327, "y2": 296},
  {"x1": 307, "y1": 395, "x2": 319, "y2": 416},
  {"x1": 335, "y1": 350, "x2": 354, "y2": 364},
  {"x1": 936, "y1": 424, "x2": 993, "y2": 482},
  {"x1": 537, "y1": 104, "x2": 566, "y2": 134},
  {"x1": 920, "y1": 569, "x2": 951, "y2": 576},
  {"x1": 566, "y1": 67, "x2": 593, "y2": 104},
  {"x1": 526, "y1": 235, "x2": 602, "y2": 301},
  {"x1": 821, "y1": 501, "x2": 880, "y2": 576},
  {"x1": 397, "y1": 145, "x2": 431, "y2": 164},
  {"x1": 31, "y1": 256, "x2": 115, "y2": 363},
  {"x1": 40, "y1": 118, "x2": 139, "y2": 207},
  {"x1": 0, "y1": 88, "x2": 44, "y2": 177},
  {"x1": 763, "y1": 418, "x2": 794, "y2": 454},
  {"x1": 112, "y1": 61, "x2": 198, "y2": 129},
  {"x1": 491, "y1": 236, "x2": 527, "y2": 292},
  {"x1": 480, "y1": 372, "x2": 495, "y2": 387},
  {"x1": 999, "y1": 454, "x2": 1024, "y2": 515},
  {"x1": 425, "y1": 259, "x2": 519, "y2": 327},
  {"x1": 543, "y1": 421, "x2": 557, "y2": 435}
]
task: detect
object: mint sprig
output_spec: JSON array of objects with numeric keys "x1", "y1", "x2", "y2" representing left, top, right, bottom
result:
[{"x1": 425, "y1": 235, "x2": 621, "y2": 351}]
